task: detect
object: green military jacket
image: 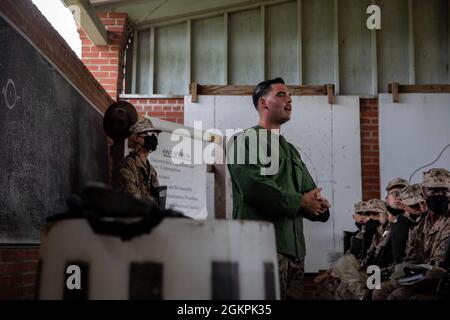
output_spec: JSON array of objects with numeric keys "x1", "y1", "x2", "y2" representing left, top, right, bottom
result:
[{"x1": 227, "y1": 125, "x2": 329, "y2": 259}]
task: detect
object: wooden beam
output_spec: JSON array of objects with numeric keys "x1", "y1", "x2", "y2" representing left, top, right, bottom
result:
[
  {"x1": 136, "y1": 0, "x2": 293, "y2": 30},
  {"x1": 388, "y1": 83, "x2": 450, "y2": 94},
  {"x1": 195, "y1": 84, "x2": 328, "y2": 96},
  {"x1": 64, "y1": 0, "x2": 109, "y2": 45}
]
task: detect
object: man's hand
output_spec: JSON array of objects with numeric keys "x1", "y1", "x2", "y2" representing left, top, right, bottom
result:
[{"x1": 299, "y1": 188, "x2": 330, "y2": 216}]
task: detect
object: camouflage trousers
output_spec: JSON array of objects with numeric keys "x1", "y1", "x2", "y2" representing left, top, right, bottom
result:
[
  {"x1": 372, "y1": 280, "x2": 442, "y2": 300},
  {"x1": 316, "y1": 275, "x2": 341, "y2": 300},
  {"x1": 372, "y1": 280, "x2": 400, "y2": 300},
  {"x1": 277, "y1": 253, "x2": 304, "y2": 300}
]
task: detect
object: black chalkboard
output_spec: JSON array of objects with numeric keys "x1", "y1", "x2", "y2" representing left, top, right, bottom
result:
[{"x1": 0, "y1": 16, "x2": 109, "y2": 243}]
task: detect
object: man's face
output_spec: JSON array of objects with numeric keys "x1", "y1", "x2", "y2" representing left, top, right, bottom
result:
[
  {"x1": 386, "y1": 187, "x2": 403, "y2": 209},
  {"x1": 422, "y1": 187, "x2": 450, "y2": 199},
  {"x1": 402, "y1": 200, "x2": 428, "y2": 216},
  {"x1": 353, "y1": 212, "x2": 368, "y2": 224},
  {"x1": 367, "y1": 211, "x2": 381, "y2": 222},
  {"x1": 260, "y1": 83, "x2": 292, "y2": 125}
]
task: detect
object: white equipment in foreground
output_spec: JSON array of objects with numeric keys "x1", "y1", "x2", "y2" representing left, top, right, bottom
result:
[{"x1": 38, "y1": 218, "x2": 279, "y2": 300}]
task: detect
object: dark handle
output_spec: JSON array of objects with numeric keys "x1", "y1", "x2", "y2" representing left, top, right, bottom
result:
[{"x1": 85, "y1": 210, "x2": 163, "y2": 241}]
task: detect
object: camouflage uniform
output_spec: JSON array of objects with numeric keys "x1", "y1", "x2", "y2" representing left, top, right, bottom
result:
[
  {"x1": 112, "y1": 118, "x2": 161, "y2": 204},
  {"x1": 377, "y1": 170, "x2": 450, "y2": 300},
  {"x1": 113, "y1": 151, "x2": 160, "y2": 203},
  {"x1": 363, "y1": 199, "x2": 391, "y2": 267},
  {"x1": 372, "y1": 184, "x2": 427, "y2": 300},
  {"x1": 316, "y1": 201, "x2": 367, "y2": 300},
  {"x1": 277, "y1": 253, "x2": 304, "y2": 300},
  {"x1": 318, "y1": 200, "x2": 389, "y2": 300}
]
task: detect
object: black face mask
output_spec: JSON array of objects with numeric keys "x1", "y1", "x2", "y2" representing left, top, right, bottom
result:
[
  {"x1": 386, "y1": 205, "x2": 404, "y2": 216},
  {"x1": 143, "y1": 134, "x2": 158, "y2": 152},
  {"x1": 426, "y1": 196, "x2": 449, "y2": 215},
  {"x1": 355, "y1": 222, "x2": 363, "y2": 230},
  {"x1": 365, "y1": 219, "x2": 380, "y2": 232}
]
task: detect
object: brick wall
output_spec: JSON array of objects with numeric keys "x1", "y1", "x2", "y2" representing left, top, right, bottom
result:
[
  {"x1": 0, "y1": 248, "x2": 39, "y2": 299},
  {"x1": 79, "y1": 12, "x2": 129, "y2": 100},
  {"x1": 360, "y1": 98, "x2": 381, "y2": 200},
  {"x1": 124, "y1": 98, "x2": 184, "y2": 123}
]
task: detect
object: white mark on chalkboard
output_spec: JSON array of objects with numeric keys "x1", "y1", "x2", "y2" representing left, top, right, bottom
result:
[{"x1": 2, "y1": 79, "x2": 20, "y2": 110}]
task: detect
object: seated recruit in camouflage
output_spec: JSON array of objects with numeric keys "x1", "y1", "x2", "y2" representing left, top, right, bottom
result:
[
  {"x1": 373, "y1": 169, "x2": 450, "y2": 300},
  {"x1": 385, "y1": 177, "x2": 412, "y2": 264},
  {"x1": 362, "y1": 199, "x2": 393, "y2": 269},
  {"x1": 316, "y1": 200, "x2": 376, "y2": 300},
  {"x1": 112, "y1": 118, "x2": 161, "y2": 204}
]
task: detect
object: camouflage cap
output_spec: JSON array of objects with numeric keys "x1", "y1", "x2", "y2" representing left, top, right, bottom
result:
[
  {"x1": 386, "y1": 177, "x2": 409, "y2": 191},
  {"x1": 354, "y1": 201, "x2": 367, "y2": 214},
  {"x1": 366, "y1": 199, "x2": 387, "y2": 214},
  {"x1": 129, "y1": 118, "x2": 161, "y2": 135},
  {"x1": 422, "y1": 168, "x2": 450, "y2": 188},
  {"x1": 400, "y1": 183, "x2": 425, "y2": 206}
]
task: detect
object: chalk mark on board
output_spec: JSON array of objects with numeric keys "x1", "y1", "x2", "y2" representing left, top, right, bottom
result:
[{"x1": 2, "y1": 78, "x2": 20, "y2": 110}]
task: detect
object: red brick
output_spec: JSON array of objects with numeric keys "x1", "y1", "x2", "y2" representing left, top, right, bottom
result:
[
  {"x1": 108, "y1": 12, "x2": 128, "y2": 18},
  {"x1": 165, "y1": 111, "x2": 184, "y2": 118},
  {"x1": 82, "y1": 52, "x2": 101, "y2": 58},
  {"x1": 99, "y1": 78, "x2": 117, "y2": 85},
  {"x1": 22, "y1": 274, "x2": 36, "y2": 286},
  {"x1": 100, "y1": 18, "x2": 116, "y2": 25},
  {"x1": 100, "y1": 65, "x2": 118, "y2": 71},
  {"x1": 165, "y1": 98, "x2": 181, "y2": 104},
  {"x1": 361, "y1": 111, "x2": 378, "y2": 117},
  {"x1": 147, "y1": 111, "x2": 166, "y2": 118},
  {"x1": 90, "y1": 58, "x2": 110, "y2": 65},
  {"x1": 96, "y1": 12, "x2": 109, "y2": 19},
  {"x1": 109, "y1": 71, "x2": 119, "y2": 78},
  {"x1": 25, "y1": 250, "x2": 39, "y2": 260},
  {"x1": 109, "y1": 58, "x2": 119, "y2": 65},
  {"x1": 92, "y1": 71, "x2": 109, "y2": 78},
  {"x1": 115, "y1": 18, "x2": 127, "y2": 26},
  {"x1": 101, "y1": 84, "x2": 117, "y2": 91},
  {"x1": 86, "y1": 65, "x2": 99, "y2": 72},
  {"x1": 106, "y1": 26, "x2": 125, "y2": 33},
  {"x1": 100, "y1": 51, "x2": 119, "y2": 58}
]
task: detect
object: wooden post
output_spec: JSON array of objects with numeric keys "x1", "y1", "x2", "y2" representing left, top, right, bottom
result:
[
  {"x1": 190, "y1": 82, "x2": 198, "y2": 103},
  {"x1": 327, "y1": 84, "x2": 335, "y2": 104},
  {"x1": 392, "y1": 82, "x2": 399, "y2": 103}
]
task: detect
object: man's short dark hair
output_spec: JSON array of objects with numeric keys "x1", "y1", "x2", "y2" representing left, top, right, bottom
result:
[{"x1": 252, "y1": 77, "x2": 285, "y2": 109}]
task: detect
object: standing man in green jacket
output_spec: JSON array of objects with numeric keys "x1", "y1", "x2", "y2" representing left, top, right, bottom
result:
[{"x1": 227, "y1": 77, "x2": 330, "y2": 300}]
